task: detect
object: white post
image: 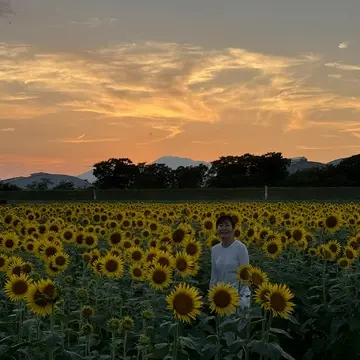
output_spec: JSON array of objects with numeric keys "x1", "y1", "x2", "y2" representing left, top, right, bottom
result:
[
  {"x1": 93, "y1": 187, "x2": 97, "y2": 200},
  {"x1": 264, "y1": 185, "x2": 268, "y2": 200}
]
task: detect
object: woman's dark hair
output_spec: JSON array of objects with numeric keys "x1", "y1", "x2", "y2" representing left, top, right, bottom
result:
[{"x1": 216, "y1": 215, "x2": 235, "y2": 229}]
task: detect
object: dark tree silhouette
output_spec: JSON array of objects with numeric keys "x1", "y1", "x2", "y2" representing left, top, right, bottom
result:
[
  {"x1": 133, "y1": 163, "x2": 174, "y2": 189},
  {"x1": 173, "y1": 164, "x2": 208, "y2": 188},
  {"x1": 53, "y1": 181, "x2": 76, "y2": 190},
  {"x1": 93, "y1": 158, "x2": 139, "y2": 189},
  {"x1": 90, "y1": 153, "x2": 360, "y2": 189}
]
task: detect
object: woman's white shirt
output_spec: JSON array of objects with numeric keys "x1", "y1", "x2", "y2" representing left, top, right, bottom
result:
[{"x1": 209, "y1": 240, "x2": 251, "y2": 308}]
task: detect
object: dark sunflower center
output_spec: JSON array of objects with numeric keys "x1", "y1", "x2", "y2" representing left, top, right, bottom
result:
[
  {"x1": 5, "y1": 239, "x2": 14, "y2": 248},
  {"x1": 105, "y1": 259, "x2": 119, "y2": 272},
  {"x1": 173, "y1": 229, "x2": 185, "y2": 243},
  {"x1": 110, "y1": 233, "x2": 121, "y2": 245},
  {"x1": 132, "y1": 251, "x2": 142, "y2": 261},
  {"x1": 43, "y1": 284, "x2": 56, "y2": 299},
  {"x1": 12, "y1": 280, "x2": 28, "y2": 295},
  {"x1": 251, "y1": 273, "x2": 263, "y2": 286},
  {"x1": 204, "y1": 221, "x2": 213, "y2": 230},
  {"x1": 158, "y1": 257, "x2": 170, "y2": 267},
  {"x1": 326, "y1": 216, "x2": 337, "y2": 228},
  {"x1": 152, "y1": 270, "x2": 166, "y2": 284},
  {"x1": 64, "y1": 231, "x2": 73, "y2": 240},
  {"x1": 247, "y1": 228, "x2": 254, "y2": 237},
  {"x1": 55, "y1": 256, "x2": 66, "y2": 266},
  {"x1": 12, "y1": 266, "x2": 22, "y2": 276},
  {"x1": 22, "y1": 264, "x2": 32, "y2": 274},
  {"x1": 346, "y1": 250, "x2": 354, "y2": 259},
  {"x1": 85, "y1": 236, "x2": 95, "y2": 246},
  {"x1": 173, "y1": 293, "x2": 193, "y2": 315},
  {"x1": 213, "y1": 290, "x2": 231, "y2": 308},
  {"x1": 329, "y1": 244, "x2": 337, "y2": 253},
  {"x1": 267, "y1": 243, "x2": 278, "y2": 254},
  {"x1": 176, "y1": 259, "x2": 187, "y2": 272},
  {"x1": 46, "y1": 247, "x2": 57, "y2": 257},
  {"x1": 186, "y1": 243, "x2": 197, "y2": 255},
  {"x1": 133, "y1": 268, "x2": 142, "y2": 277},
  {"x1": 293, "y1": 230, "x2": 302, "y2": 241},
  {"x1": 269, "y1": 293, "x2": 286, "y2": 311},
  {"x1": 339, "y1": 259, "x2": 349, "y2": 267}
]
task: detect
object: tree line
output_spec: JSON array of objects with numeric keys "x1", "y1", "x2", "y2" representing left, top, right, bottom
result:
[
  {"x1": 91, "y1": 153, "x2": 360, "y2": 189},
  {"x1": 1, "y1": 152, "x2": 360, "y2": 191}
]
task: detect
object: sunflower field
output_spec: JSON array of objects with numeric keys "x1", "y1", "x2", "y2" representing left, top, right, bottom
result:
[{"x1": 0, "y1": 202, "x2": 360, "y2": 360}]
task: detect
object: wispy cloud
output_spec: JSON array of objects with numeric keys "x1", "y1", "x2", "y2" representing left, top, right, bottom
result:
[
  {"x1": 0, "y1": 41, "x2": 360, "y2": 139},
  {"x1": 77, "y1": 134, "x2": 86, "y2": 140},
  {"x1": 296, "y1": 145, "x2": 360, "y2": 151},
  {"x1": 325, "y1": 62, "x2": 360, "y2": 71},
  {"x1": 192, "y1": 140, "x2": 228, "y2": 145},
  {"x1": 338, "y1": 41, "x2": 349, "y2": 49},
  {"x1": 49, "y1": 137, "x2": 120, "y2": 144},
  {"x1": 1, "y1": 127, "x2": 15, "y2": 132},
  {"x1": 71, "y1": 17, "x2": 118, "y2": 28}
]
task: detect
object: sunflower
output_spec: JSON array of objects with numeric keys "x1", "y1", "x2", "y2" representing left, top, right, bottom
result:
[
  {"x1": 338, "y1": 257, "x2": 352, "y2": 269},
  {"x1": 101, "y1": 253, "x2": 124, "y2": 279},
  {"x1": 1, "y1": 233, "x2": 19, "y2": 252},
  {"x1": 249, "y1": 267, "x2": 269, "y2": 288},
  {"x1": 107, "y1": 231, "x2": 123, "y2": 247},
  {"x1": 6, "y1": 257, "x2": 25, "y2": 277},
  {"x1": 61, "y1": 228, "x2": 75, "y2": 243},
  {"x1": 153, "y1": 250, "x2": 175, "y2": 268},
  {"x1": 121, "y1": 316, "x2": 134, "y2": 330},
  {"x1": 344, "y1": 246, "x2": 358, "y2": 261},
  {"x1": 264, "y1": 283, "x2": 295, "y2": 319},
  {"x1": 172, "y1": 226, "x2": 188, "y2": 246},
  {"x1": 253, "y1": 282, "x2": 272, "y2": 307},
  {"x1": 236, "y1": 264, "x2": 253, "y2": 285},
  {"x1": 26, "y1": 279, "x2": 58, "y2": 317},
  {"x1": 184, "y1": 239, "x2": 202, "y2": 258},
  {"x1": 174, "y1": 252, "x2": 194, "y2": 278},
  {"x1": 166, "y1": 283, "x2": 202, "y2": 323},
  {"x1": 327, "y1": 240, "x2": 341, "y2": 258},
  {"x1": 145, "y1": 249, "x2": 158, "y2": 263},
  {"x1": 148, "y1": 264, "x2": 172, "y2": 291},
  {"x1": 128, "y1": 246, "x2": 144, "y2": 263},
  {"x1": 129, "y1": 263, "x2": 145, "y2": 281},
  {"x1": 209, "y1": 283, "x2": 239, "y2": 317},
  {"x1": 49, "y1": 252, "x2": 70, "y2": 271},
  {"x1": 262, "y1": 239, "x2": 283, "y2": 259},
  {"x1": 4, "y1": 274, "x2": 31, "y2": 301},
  {"x1": 324, "y1": 214, "x2": 341, "y2": 233}
]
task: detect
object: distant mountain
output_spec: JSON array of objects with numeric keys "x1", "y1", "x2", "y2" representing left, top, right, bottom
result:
[
  {"x1": 152, "y1": 156, "x2": 209, "y2": 169},
  {"x1": 78, "y1": 170, "x2": 97, "y2": 183},
  {"x1": 1, "y1": 172, "x2": 91, "y2": 189},
  {"x1": 287, "y1": 157, "x2": 325, "y2": 174}
]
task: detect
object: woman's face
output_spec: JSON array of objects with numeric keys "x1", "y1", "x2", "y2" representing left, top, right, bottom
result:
[{"x1": 217, "y1": 219, "x2": 234, "y2": 238}]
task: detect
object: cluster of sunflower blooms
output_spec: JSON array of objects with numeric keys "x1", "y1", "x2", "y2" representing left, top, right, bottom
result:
[
  {"x1": 165, "y1": 263, "x2": 295, "y2": 324},
  {"x1": 307, "y1": 235, "x2": 360, "y2": 268}
]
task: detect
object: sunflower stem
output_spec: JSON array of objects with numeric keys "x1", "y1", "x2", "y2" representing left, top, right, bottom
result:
[
  {"x1": 215, "y1": 315, "x2": 221, "y2": 360},
  {"x1": 49, "y1": 306, "x2": 55, "y2": 360},
  {"x1": 123, "y1": 330, "x2": 128, "y2": 360},
  {"x1": 322, "y1": 260, "x2": 327, "y2": 309},
  {"x1": 111, "y1": 330, "x2": 116, "y2": 360},
  {"x1": 172, "y1": 321, "x2": 179, "y2": 360}
]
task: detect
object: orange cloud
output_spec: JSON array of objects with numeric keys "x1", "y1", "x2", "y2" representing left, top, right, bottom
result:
[{"x1": 1, "y1": 40, "x2": 360, "y2": 177}]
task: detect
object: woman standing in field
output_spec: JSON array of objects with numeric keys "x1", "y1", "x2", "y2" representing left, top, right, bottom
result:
[{"x1": 209, "y1": 215, "x2": 251, "y2": 308}]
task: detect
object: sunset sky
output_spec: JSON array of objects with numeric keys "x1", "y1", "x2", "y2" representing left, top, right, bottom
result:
[{"x1": 1, "y1": 0, "x2": 360, "y2": 179}]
